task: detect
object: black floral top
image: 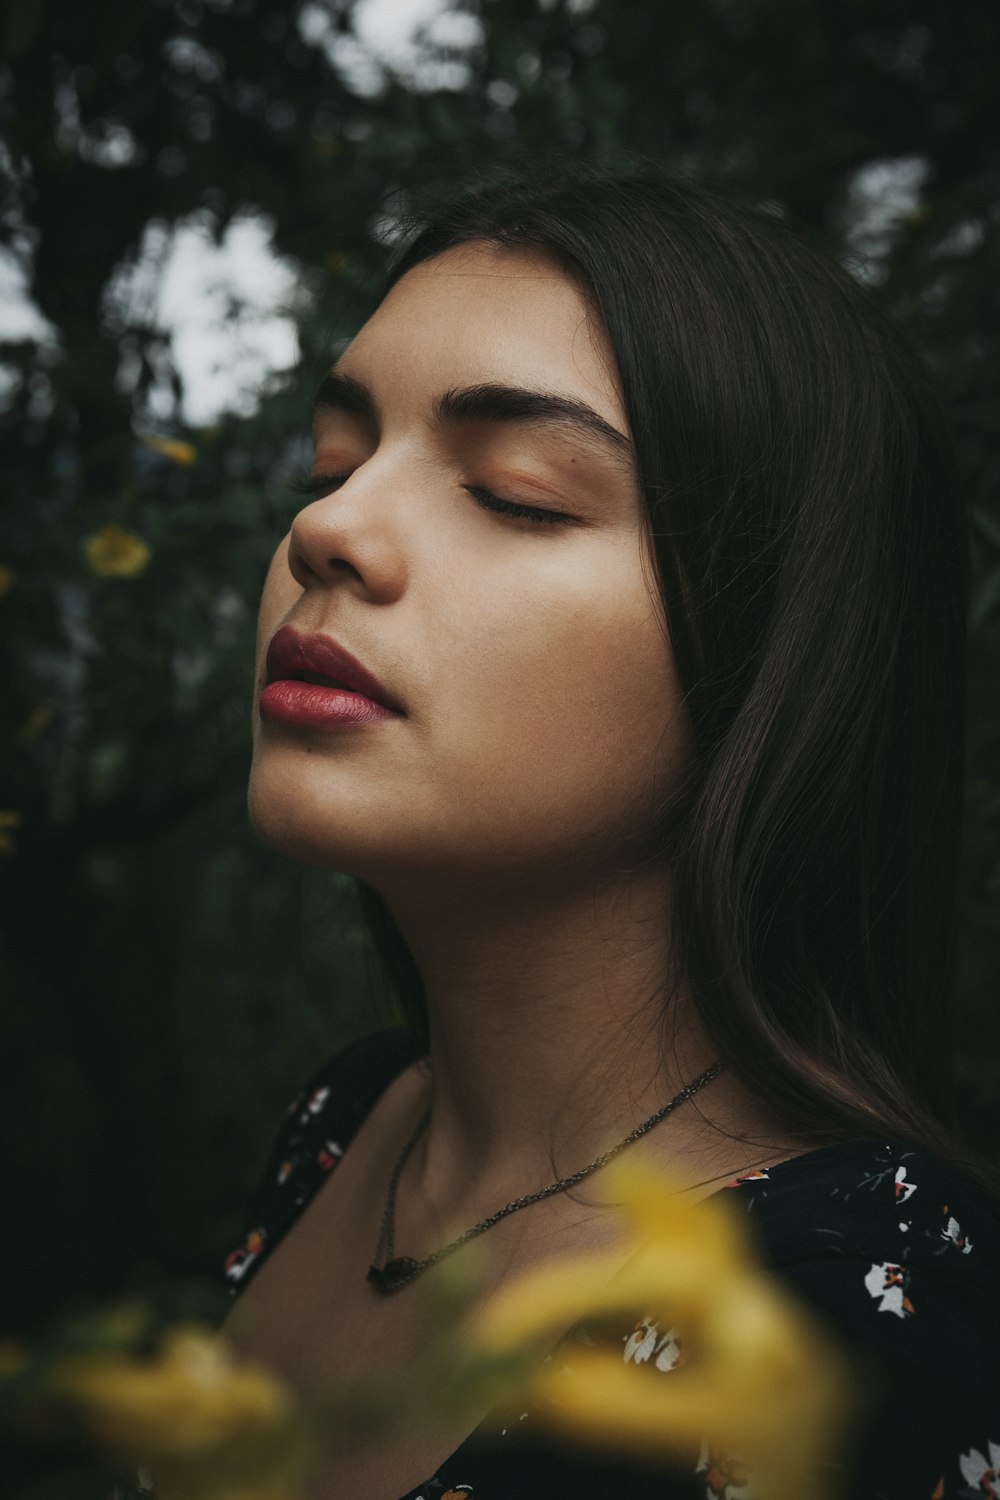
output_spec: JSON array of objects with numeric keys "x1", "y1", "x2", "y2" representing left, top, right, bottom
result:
[{"x1": 223, "y1": 1029, "x2": 1000, "y2": 1500}]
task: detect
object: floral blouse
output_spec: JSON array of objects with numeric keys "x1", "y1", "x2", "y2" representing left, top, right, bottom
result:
[{"x1": 223, "y1": 1029, "x2": 1000, "y2": 1500}]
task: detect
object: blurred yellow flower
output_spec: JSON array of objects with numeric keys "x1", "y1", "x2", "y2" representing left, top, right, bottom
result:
[
  {"x1": 0, "y1": 564, "x2": 15, "y2": 597},
  {"x1": 6, "y1": 1321, "x2": 310, "y2": 1500},
  {"x1": 45, "y1": 1324, "x2": 291, "y2": 1455},
  {"x1": 83, "y1": 524, "x2": 152, "y2": 578},
  {"x1": 461, "y1": 1159, "x2": 853, "y2": 1500},
  {"x1": 140, "y1": 433, "x2": 198, "y2": 466},
  {"x1": 0, "y1": 1168, "x2": 854, "y2": 1500},
  {"x1": 0, "y1": 810, "x2": 21, "y2": 856}
]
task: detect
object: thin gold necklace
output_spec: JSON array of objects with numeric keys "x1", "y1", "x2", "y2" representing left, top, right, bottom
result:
[{"x1": 367, "y1": 1060, "x2": 724, "y2": 1294}]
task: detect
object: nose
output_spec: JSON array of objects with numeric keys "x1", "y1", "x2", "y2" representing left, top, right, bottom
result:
[{"x1": 285, "y1": 464, "x2": 408, "y2": 605}]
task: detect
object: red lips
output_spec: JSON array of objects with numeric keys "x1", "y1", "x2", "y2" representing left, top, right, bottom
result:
[
  {"x1": 259, "y1": 625, "x2": 401, "y2": 731},
  {"x1": 264, "y1": 625, "x2": 402, "y2": 712}
]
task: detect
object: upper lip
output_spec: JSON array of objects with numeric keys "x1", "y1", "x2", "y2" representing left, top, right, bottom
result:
[{"x1": 265, "y1": 625, "x2": 402, "y2": 711}]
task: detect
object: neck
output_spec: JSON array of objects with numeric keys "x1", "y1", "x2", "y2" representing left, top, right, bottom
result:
[{"x1": 377, "y1": 865, "x2": 721, "y2": 1215}]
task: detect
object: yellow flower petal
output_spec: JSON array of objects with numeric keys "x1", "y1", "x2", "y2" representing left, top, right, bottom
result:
[
  {"x1": 5, "y1": 1320, "x2": 314, "y2": 1500},
  {"x1": 10, "y1": 1324, "x2": 294, "y2": 1460},
  {"x1": 534, "y1": 1350, "x2": 724, "y2": 1454},
  {"x1": 83, "y1": 524, "x2": 151, "y2": 579},
  {"x1": 472, "y1": 1163, "x2": 754, "y2": 1355},
  {"x1": 139, "y1": 434, "x2": 197, "y2": 466},
  {"x1": 456, "y1": 1155, "x2": 853, "y2": 1500}
]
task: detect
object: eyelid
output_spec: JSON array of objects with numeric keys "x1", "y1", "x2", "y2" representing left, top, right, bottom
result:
[
  {"x1": 290, "y1": 470, "x2": 353, "y2": 498},
  {"x1": 291, "y1": 471, "x2": 578, "y2": 526},
  {"x1": 464, "y1": 485, "x2": 575, "y2": 526}
]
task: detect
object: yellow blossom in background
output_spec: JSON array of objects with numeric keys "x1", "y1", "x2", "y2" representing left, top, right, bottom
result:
[
  {"x1": 0, "y1": 564, "x2": 15, "y2": 597},
  {"x1": 83, "y1": 523, "x2": 152, "y2": 578},
  {"x1": 140, "y1": 433, "x2": 198, "y2": 466},
  {"x1": 0, "y1": 810, "x2": 21, "y2": 856},
  {"x1": 458, "y1": 1158, "x2": 854, "y2": 1500}
]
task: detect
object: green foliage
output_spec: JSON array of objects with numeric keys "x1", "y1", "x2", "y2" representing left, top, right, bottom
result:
[{"x1": 1, "y1": 0, "x2": 999, "y2": 1338}]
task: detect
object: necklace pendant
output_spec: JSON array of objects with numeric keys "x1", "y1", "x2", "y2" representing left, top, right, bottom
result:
[
  {"x1": 367, "y1": 1256, "x2": 421, "y2": 1294},
  {"x1": 365, "y1": 1061, "x2": 723, "y2": 1295}
]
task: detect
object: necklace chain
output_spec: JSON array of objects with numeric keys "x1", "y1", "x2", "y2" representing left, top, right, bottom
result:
[{"x1": 366, "y1": 1059, "x2": 724, "y2": 1294}]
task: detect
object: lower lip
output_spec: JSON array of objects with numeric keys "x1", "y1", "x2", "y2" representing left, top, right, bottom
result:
[{"x1": 259, "y1": 680, "x2": 399, "y2": 730}]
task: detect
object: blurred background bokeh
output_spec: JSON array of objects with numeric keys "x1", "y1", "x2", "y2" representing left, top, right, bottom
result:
[{"x1": 2, "y1": 0, "x2": 999, "y2": 1342}]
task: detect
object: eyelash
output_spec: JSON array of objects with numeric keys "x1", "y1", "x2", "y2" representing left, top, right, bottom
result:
[
  {"x1": 463, "y1": 485, "x2": 570, "y2": 526},
  {"x1": 290, "y1": 472, "x2": 350, "y2": 499},
  {"x1": 289, "y1": 472, "x2": 572, "y2": 527}
]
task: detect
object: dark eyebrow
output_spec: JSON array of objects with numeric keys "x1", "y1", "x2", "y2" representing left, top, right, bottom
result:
[
  {"x1": 436, "y1": 383, "x2": 633, "y2": 462},
  {"x1": 311, "y1": 371, "x2": 634, "y2": 465},
  {"x1": 311, "y1": 371, "x2": 377, "y2": 425}
]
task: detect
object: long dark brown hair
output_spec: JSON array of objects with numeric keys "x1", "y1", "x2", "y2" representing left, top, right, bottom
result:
[{"x1": 354, "y1": 168, "x2": 985, "y2": 1181}]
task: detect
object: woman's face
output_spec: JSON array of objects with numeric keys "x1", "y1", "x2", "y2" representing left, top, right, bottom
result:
[{"x1": 249, "y1": 242, "x2": 687, "y2": 891}]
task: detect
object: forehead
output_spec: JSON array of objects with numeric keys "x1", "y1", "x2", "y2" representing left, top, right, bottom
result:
[{"x1": 340, "y1": 243, "x2": 625, "y2": 428}]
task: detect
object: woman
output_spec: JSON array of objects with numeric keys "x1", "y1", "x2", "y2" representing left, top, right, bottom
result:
[{"x1": 221, "y1": 172, "x2": 1000, "y2": 1500}]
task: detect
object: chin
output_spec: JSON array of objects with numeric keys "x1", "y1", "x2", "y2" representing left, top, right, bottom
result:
[
  {"x1": 246, "y1": 759, "x2": 360, "y2": 873},
  {"x1": 248, "y1": 803, "x2": 339, "y2": 869},
  {"x1": 246, "y1": 755, "x2": 429, "y2": 883}
]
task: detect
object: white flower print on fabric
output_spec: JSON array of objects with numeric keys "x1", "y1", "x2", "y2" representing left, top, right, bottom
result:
[
  {"x1": 942, "y1": 1214, "x2": 973, "y2": 1254},
  {"x1": 223, "y1": 1226, "x2": 267, "y2": 1286},
  {"x1": 696, "y1": 1440, "x2": 759, "y2": 1499},
  {"x1": 624, "y1": 1316, "x2": 685, "y2": 1371},
  {"x1": 959, "y1": 1440, "x2": 1000, "y2": 1495},
  {"x1": 864, "y1": 1260, "x2": 915, "y2": 1318},
  {"x1": 497, "y1": 1411, "x2": 532, "y2": 1439},
  {"x1": 304, "y1": 1085, "x2": 330, "y2": 1116},
  {"x1": 894, "y1": 1165, "x2": 916, "y2": 1204},
  {"x1": 724, "y1": 1169, "x2": 771, "y2": 1189},
  {"x1": 316, "y1": 1138, "x2": 343, "y2": 1172},
  {"x1": 414, "y1": 1487, "x2": 474, "y2": 1500}
]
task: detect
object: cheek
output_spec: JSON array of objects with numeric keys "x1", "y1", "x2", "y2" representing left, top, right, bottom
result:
[{"x1": 437, "y1": 556, "x2": 684, "y2": 845}]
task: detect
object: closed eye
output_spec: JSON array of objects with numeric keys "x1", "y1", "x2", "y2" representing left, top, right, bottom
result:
[
  {"x1": 290, "y1": 472, "x2": 575, "y2": 527},
  {"x1": 464, "y1": 486, "x2": 575, "y2": 526},
  {"x1": 290, "y1": 471, "x2": 352, "y2": 499}
]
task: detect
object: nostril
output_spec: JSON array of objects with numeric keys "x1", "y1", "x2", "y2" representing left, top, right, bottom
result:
[
  {"x1": 283, "y1": 534, "x2": 322, "y2": 591},
  {"x1": 285, "y1": 540, "x2": 318, "y2": 591},
  {"x1": 285, "y1": 500, "x2": 403, "y2": 603},
  {"x1": 325, "y1": 556, "x2": 365, "y2": 584}
]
